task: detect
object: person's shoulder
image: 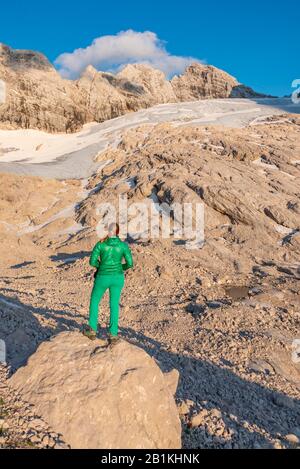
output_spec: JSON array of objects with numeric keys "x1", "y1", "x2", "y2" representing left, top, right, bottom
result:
[
  {"x1": 94, "y1": 240, "x2": 103, "y2": 249},
  {"x1": 121, "y1": 240, "x2": 130, "y2": 249}
]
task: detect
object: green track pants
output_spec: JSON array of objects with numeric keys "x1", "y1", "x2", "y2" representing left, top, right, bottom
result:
[{"x1": 89, "y1": 274, "x2": 125, "y2": 336}]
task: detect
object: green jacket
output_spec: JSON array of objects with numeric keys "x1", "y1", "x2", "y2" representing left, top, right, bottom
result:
[{"x1": 89, "y1": 237, "x2": 133, "y2": 275}]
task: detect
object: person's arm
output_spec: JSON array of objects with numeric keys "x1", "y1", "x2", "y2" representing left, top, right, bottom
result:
[
  {"x1": 122, "y1": 243, "x2": 133, "y2": 271},
  {"x1": 89, "y1": 242, "x2": 102, "y2": 269}
]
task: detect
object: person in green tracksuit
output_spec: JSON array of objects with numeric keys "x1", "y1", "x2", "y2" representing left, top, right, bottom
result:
[{"x1": 84, "y1": 223, "x2": 133, "y2": 343}]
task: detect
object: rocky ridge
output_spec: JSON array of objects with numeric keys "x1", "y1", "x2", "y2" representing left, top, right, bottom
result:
[{"x1": 0, "y1": 44, "x2": 268, "y2": 133}]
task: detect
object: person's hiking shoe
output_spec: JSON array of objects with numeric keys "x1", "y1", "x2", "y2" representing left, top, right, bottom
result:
[
  {"x1": 108, "y1": 335, "x2": 120, "y2": 346},
  {"x1": 82, "y1": 326, "x2": 97, "y2": 341}
]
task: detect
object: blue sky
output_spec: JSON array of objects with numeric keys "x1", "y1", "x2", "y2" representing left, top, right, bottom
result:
[{"x1": 1, "y1": 0, "x2": 299, "y2": 96}]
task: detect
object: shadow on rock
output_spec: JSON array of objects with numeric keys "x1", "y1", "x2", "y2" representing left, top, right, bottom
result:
[
  {"x1": 121, "y1": 327, "x2": 300, "y2": 448},
  {"x1": 50, "y1": 251, "x2": 90, "y2": 264},
  {"x1": 0, "y1": 293, "x2": 86, "y2": 370}
]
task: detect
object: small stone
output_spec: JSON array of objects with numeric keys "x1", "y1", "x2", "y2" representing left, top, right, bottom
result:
[
  {"x1": 215, "y1": 426, "x2": 225, "y2": 437},
  {"x1": 54, "y1": 441, "x2": 70, "y2": 449},
  {"x1": 273, "y1": 439, "x2": 283, "y2": 449},
  {"x1": 42, "y1": 435, "x2": 50, "y2": 446},
  {"x1": 42, "y1": 434, "x2": 56, "y2": 448},
  {"x1": 211, "y1": 409, "x2": 222, "y2": 419},
  {"x1": 29, "y1": 417, "x2": 45, "y2": 427},
  {"x1": 190, "y1": 409, "x2": 208, "y2": 427},
  {"x1": 285, "y1": 434, "x2": 299, "y2": 445},
  {"x1": 178, "y1": 401, "x2": 189, "y2": 415},
  {"x1": 29, "y1": 434, "x2": 41, "y2": 444},
  {"x1": 248, "y1": 359, "x2": 275, "y2": 375}
]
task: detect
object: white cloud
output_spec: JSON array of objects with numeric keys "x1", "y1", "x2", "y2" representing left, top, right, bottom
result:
[{"x1": 55, "y1": 30, "x2": 201, "y2": 79}]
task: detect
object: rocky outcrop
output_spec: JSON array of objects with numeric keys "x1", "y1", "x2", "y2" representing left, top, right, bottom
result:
[
  {"x1": 0, "y1": 44, "x2": 87, "y2": 132},
  {"x1": 171, "y1": 63, "x2": 239, "y2": 100},
  {"x1": 76, "y1": 66, "x2": 133, "y2": 122},
  {"x1": 118, "y1": 63, "x2": 177, "y2": 104},
  {"x1": 171, "y1": 63, "x2": 269, "y2": 101},
  {"x1": 77, "y1": 119, "x2": 300, "y2": 236},
  {"x1": 230, "y1": 84, "x2": 273, "y2": 99},
  {"x1": 10, "y1": 332, "x2": 181, "y2": 449},
  {"x1": 0, "y1": 44, "x2": 268, "y2": 133},
  {"x1": 75, "y1": 63, "x2": 177, "y2": 122}
]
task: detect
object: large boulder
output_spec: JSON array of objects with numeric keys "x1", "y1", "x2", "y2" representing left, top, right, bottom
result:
[{"x1": 9, "y1": 332, "x2": 181, "y2": 449}]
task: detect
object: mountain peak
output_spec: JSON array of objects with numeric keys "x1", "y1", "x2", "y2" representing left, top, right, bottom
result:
[
  {"x1": 0, "y1": 44, "x2": 270, "y2": 133},
  {"x1": 0, "y1": 43, "x2": 53, "y2": 71},
  {"x1": 81, "y1": 64, "x2": 99, "y2": 78}
]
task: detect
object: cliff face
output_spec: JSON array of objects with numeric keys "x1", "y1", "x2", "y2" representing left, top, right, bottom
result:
[
  {"x1": 171, "y1": 63, "x2": 239, "y2": 100},
  {"x1": 0, "y1": 44, "x2": 87, "y2": 132},
  {"x1": 0, "y1": 44, "x2": 268, "y2": 133},
  {"x1": 118, "y1": 63, "x2": 177, "y2": 104},
  {"x1": 0, "y1": 43, "x2": 52, "y2": 70}
]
